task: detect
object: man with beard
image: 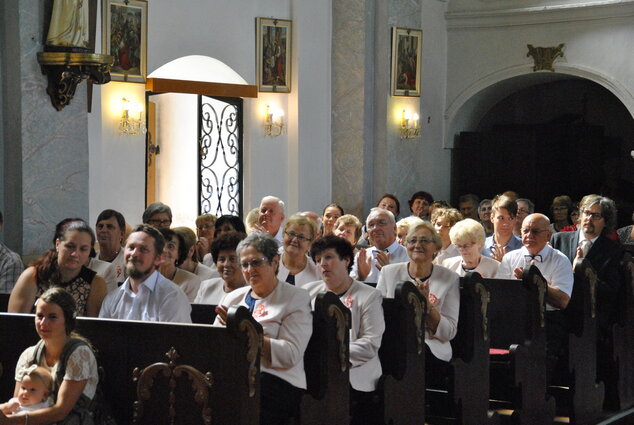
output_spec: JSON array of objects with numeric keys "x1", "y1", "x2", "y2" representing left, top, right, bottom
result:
[
  {"x1": 551, "y1": 195, "x2": 623, "y2": 335},
  {"x1": 99, "y1": 224, "x2": 191, "y2": 323}
]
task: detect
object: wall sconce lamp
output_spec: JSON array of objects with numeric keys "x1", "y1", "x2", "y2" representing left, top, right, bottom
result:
[
  {"x1": 400, "y1": 109, "x2": 420, "y2": 139},
  {"x1": 118, "y1": 97, "x2": 144, "y2": 135},
  {"x1": 264, "y1": 104, "x2": 285, "y2": 137}
]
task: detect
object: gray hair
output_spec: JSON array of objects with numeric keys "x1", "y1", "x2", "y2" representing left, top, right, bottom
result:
[
  {"x1": 260, "y1": 196, "x2": 285, "y2": 216},
  {"x1": 517, "y1": 198, "x2": 535, "y2": 214},
  {"x1": 142, "y1": 202, "x2": 172, "y2": 223},
  {"x1": 580, "y1": 195, "x2": 617, "y2": 234},
  {"x1": 236, "y1": 232, "x2": 280, "y2": 263},
  {"x1": 478, "y1": 199, "x2": 492, "y2": 213},
  {"x1": 367, "y1": 207, "x2": 396, "y2": 226}
]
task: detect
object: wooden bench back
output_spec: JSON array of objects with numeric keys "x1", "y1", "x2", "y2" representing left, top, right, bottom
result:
[{"x1": 0, "y1": 308, "x2": 262, "y2": 425}]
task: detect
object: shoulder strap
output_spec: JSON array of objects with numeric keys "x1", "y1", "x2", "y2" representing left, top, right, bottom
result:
[{"x1": 54, "y1": 338, "x2": 89, "y2": 395}]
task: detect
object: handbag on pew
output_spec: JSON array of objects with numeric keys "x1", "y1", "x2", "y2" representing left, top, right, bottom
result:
[{"x1": 27, "y1": 338, "x2": 117, "y2": 425}]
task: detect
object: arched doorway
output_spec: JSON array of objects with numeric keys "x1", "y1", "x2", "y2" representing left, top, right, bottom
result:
[{"x1": 450, "y1": 73, "x2": 634, "y2": 226}]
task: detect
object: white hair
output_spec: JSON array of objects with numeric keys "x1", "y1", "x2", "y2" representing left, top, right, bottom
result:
[
  {"x1": 260, "y1": 195, "x2": 285, "y2": 215},
  {"x1": 367, "y1": 207, "x2": 396, "y2": 225}
]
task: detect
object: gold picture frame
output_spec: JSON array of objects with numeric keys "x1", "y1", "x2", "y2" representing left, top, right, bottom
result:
[
  {"x1": 391, "y1": 27, "x2": 422, "y2": 97},
  {"x1": 102, "y1": 0, "x2": 148, "y2": 83},
  {"x1": 256, "y1": 17, "x2": 292, "y2": 93}
]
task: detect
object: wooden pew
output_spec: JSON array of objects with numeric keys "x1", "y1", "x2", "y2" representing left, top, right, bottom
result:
[
  {"x1": 548, "y1": 259, "x2": 604, "y2": 424},
  {"x1": 426, "y1": 272, "x2": 500, "y2": 425},
  {"x1": 0, "y1": 308, "x2": 262, "y2": 425},
  {"x1": 0, "y1": 293, "x2": 8, "y2": 312},
  {"x1": 301, "y1": 291, "x2": 351, "y2": 425},
  {"x1": 379, "y1": 281, "x2": 427, "y2": 425},
  {"x1": 191, "y1": 303, "x2": 218, "y2": 324},
  {"x1": 602, "y1": 250, "x2": 634, "y2": 411},
  {"x1": 485, "y1": 265, "x2": 557, "y2": 424}
]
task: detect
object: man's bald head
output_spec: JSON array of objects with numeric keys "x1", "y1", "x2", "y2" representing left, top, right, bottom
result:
[{"x1": 521, "y1": 213, "x2": 552, "y2": 255}]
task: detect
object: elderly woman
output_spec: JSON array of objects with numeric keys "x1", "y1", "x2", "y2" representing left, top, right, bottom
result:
[
  {"x1": 277, "y1": 214, "x2": 320, "y2": 287},
  {"x1": 143, "y1": 202, "x2": 173, "y2": 229},
  {"x1": 431, "y1": 208, "x2": 463, "y2": 265},
  {"x1": 194, "y1": 232, "x2": 247, "y2": 305},
  {"x1": 9, "y1": 220, "x2": 108, "y2": 317},
  {"x1": 321, "y1": 203, "x2": 344, "y2": 236},
  {"x1": 550, "y1": 195, "x2": 573, "y2": 232},
  {"x1": 0, "y1": 288, "x2": 101, "y2": 425},
  {"x1": 173, "y1": 226, "x2": 216, "y2": 281},
  {"x1": 377, "y1": 222, "x2": 460, "y2": 368},
  {"x1": 304, "y1": 235, "x2": 385, "y2": 425},
  {"x1": 214, "y1": 232, "x2": 312, "y2": 425},
  {"x1": 333, "y1": 214, "x2": 363, "y2": 249},
  {"x1": 395, "y1": 216, "x2": 424, "y2": 246},
  {"x1": 442, "y1": 218, "x2": 500, "y2": 278},
  {"x1": 158, "y1": 228, "x2": 201, "y2": 302}
]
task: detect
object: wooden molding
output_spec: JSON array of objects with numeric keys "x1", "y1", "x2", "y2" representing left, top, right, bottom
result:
[{"x1": 146, "y1": 78, "x2": 258, "y2": 98}]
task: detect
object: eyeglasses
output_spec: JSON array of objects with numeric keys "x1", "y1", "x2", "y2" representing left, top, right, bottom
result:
[
  {"x1": 407, "y1": 238, "x2": 434, "y2": 245},
  {"x1": 456, "y1": 242, "x2": 476, "y2": 250},
  {"x1": 521, "y1": 228, "x2": 549, "y2": 235},
  {"x1": 582, "y1": 210, "x2": 603, "y2": 220},
  {"x1": 285, "y1": 231, "x2": 312, "y2": 242},
  {"x1": 148, "y1": 219, "x2": 171, "y2": 226},
  {"x1": 239, "y1": 257, "x2": 270, "y2": 269}
]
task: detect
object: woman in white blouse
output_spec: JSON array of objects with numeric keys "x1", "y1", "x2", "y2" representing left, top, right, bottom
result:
[
  {"x1": 303, "y1": 235, "x2": 385, "y2": 425},
  {"x1": 377, "y1": 222, "x2": 460, "y2": 369},
  {"x1": 194, "y1": 232, "x2": 247, "y2": 305},
  {"x1": 215, "y1": 232, "x2": 312, "y2": 425},
  {"x1": 277, "y1": 214, "x2": 320, "y2": 287},
  {"x1": 442, "y1": 218, "x2": 500, "y2": 278}
]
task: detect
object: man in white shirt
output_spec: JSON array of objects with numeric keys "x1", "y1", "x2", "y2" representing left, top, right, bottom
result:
[
  {"x1": 255, "y1": 196, "x2": 286, "y2": 243},
  {"x1": 496, "y1": 213, "x2": 573, "y2": 379},
  {"x1": 95, "y1": 209, "x2": 127, "y2": 289},
  {"x1": 351, "y1": 208, "x2": 409, "y2": 286},
  {"x1": 496, "y1": 213, "x2": 573, "y2": 310},
  {"x1": 99, "y1": 224, "x2": 191, "y2": 323}
]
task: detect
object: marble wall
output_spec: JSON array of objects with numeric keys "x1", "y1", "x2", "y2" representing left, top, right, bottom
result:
[{"x1": 2, "y1": 0, "x2": 89, "y2": 257}]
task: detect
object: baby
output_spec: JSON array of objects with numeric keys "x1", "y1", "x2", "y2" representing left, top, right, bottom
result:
[{"x1": 0, "y1": 366, "x2": 53, "y2": 414}]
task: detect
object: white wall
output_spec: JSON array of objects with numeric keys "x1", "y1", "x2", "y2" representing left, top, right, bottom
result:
[{"x1": 88, "y1": 0, "x2": 332, "y2": 227}]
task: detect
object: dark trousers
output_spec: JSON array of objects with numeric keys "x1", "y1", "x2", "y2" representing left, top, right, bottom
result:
[
  {"x1": 545, "y1": 309, "x2": 569, "y2": 384},
  {"x1": 260, "y1": 372, "x2": 303, "y2": 425},
  {"x1": 425, "y1": 344, "x2": 451, "y2": 389},
  {"x1": 350, "y1": 385, "x2": 383, "y2": 425}
]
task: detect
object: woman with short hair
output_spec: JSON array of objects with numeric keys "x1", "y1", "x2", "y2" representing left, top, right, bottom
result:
[
  {"x1": 550, "y1": 195, "x2": 573, "y2": 233},
  {"x1": 277, "y1": 215, "x2": 320, "y2": 287},
  {"x1": 443, "y1": 218, "x2": 500, "y2": 278},
  {"x1": 333, "y1": 214, "x2": 363, "y2": 249},
  {"x1": 304, "y1": 235, "x2": 385, "y2": 425},
  {"x1": 173, "y1": 226, "x2": 216, "y2": 280},
  {"x1": 194, "y1": 232, "x2": 247, "y2": 305},
  {"x1": 214, "y1": 232, "x2": 312, "y2": 425}
]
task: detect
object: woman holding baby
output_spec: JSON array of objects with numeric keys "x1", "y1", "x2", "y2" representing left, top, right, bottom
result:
[{"x1": 0, "y1": 287, "x2": 105, "y2": 425}]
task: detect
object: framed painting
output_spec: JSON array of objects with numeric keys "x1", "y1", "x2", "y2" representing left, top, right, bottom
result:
[
  {"x1": 102, "y1": 0, "x2": 148, "y2": 83},
  {"x1": 391, "y1": 27, "x2": 422, "y2": 97},
  {"x1": 256, "y1": 17, "x2": 292, "y2": 93}
]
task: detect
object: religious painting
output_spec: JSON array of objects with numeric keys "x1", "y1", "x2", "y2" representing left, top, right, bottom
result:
[
  {"x1": 256, "y1": 17, "x2": 292, "y2": 93},
  {"x1": 102, "y1": 0, "x2": 147, "y2": 83},
  {"x1": 391, "y1": 27, "x2": 422, "y2": 97}
]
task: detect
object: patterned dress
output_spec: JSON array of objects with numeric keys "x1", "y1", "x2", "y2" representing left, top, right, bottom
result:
[{"x1": 35, "y1": 266, "x2": 97, "y2": 316}]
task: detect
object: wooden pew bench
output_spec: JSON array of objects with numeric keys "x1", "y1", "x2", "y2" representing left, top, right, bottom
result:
[
  {"x1": 484, "y1": 265, "x2": 556, "y2": 424},
  {"x1": 425, "y1": 272, "x2": 499, "y2": 425},
  {"x1": 547, "y1": 259, "x2": 604, "y2": 424},
  {"x1": 0, "y1": 308, "x2": 262, "y2": 425},
  {"x1": 379, "y1": 281, "x2": 427, "y2": 425},
  {"x1": 301, "y1": 291, "x2": 351, "y2": 425},
  {"x1": 601, "y1": 249, "x2": 634, "y2": 412}
]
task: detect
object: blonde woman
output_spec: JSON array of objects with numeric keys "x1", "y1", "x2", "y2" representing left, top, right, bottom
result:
[
  {"x1": 443, "y1": 218, "x2": 500, "y2": 278},
  {"x1": 431, "y1": 208, "x2": 463, "y2": 265}
]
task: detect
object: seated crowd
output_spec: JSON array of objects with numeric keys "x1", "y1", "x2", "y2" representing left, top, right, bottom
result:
[{"x1": 0, "y1": 189, "x2": 631, "y2": 424}]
